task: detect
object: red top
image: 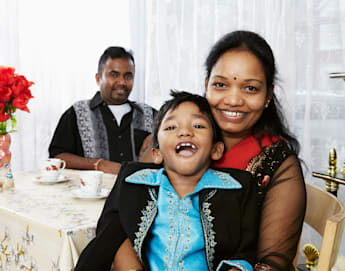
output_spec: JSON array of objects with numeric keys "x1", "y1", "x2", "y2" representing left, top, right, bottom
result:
[{"x1": 212, "y1": 135, "x2": 279, "y2": 170}]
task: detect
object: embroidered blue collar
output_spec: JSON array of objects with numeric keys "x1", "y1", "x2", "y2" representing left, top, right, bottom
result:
[{"x1": 125, "y1": 168, "x2": 242, "y2": 193}]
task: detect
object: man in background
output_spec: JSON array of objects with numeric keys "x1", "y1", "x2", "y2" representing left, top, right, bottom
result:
[{"x1": 49, "y1": 47, "x2": 156, "y2": 174}]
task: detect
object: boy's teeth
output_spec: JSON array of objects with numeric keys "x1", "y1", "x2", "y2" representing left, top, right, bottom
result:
[{"x1": 176, "y1": 142, "x2": 196, "y2": 150}]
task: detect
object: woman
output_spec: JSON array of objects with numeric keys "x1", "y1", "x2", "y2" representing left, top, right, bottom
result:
[
  {"x1": 84, "y1": 30, "x2": 306, "y2": 271},
  {"x1": 205, "y1": 30, "x2": 306, "y2": 271}
]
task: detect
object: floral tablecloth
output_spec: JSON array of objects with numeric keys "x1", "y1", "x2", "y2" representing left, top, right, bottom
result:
[{"x1": 0, "y1": 169, "x2": 116, "y2": 271}]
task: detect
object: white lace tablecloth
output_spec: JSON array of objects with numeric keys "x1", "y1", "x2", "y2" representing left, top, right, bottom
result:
[{"x1": 0, "y1": 169, "x2": 116, "y2": 271}]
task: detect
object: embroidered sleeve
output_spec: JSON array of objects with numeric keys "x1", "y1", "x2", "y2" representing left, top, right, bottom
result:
[
  {"x1": 256, "y1": 155, "x2": 306, "y2": 270},
  {"x1": 246, "y1": 141, "x2": 306, "y2": 270}
]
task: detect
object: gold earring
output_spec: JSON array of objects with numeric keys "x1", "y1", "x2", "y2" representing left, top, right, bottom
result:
[{"x1": 265, "y1": 100, "x2": 270, "y2": 108}]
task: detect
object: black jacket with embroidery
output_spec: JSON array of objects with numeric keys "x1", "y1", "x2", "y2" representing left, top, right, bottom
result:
[{"x1": 75, "y1": 162, "x2": 259, "y2": 271}]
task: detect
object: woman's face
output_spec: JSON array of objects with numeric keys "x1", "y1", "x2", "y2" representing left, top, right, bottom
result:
[{"x1": 205, "y1": 49, "x2": 271, "y2": 143}]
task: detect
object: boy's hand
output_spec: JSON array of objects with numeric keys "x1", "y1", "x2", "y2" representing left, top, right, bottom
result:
[{"x1": 113, "y1": 238, "x2": 143, "y2": 271}]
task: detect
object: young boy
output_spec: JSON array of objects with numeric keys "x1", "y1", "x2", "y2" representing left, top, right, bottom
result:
[{"x1": 75, "y1": 91, "x2": 259, "y2": 271}]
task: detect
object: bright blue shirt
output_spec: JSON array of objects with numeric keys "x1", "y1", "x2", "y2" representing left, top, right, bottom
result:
[{"x1": 126, "y1": 168, "x2": 253, "y2": 271}]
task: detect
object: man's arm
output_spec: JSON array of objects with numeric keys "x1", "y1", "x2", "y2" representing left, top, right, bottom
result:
[
  {"x1": 55, "y1": 153, "x2": 121, "y2": 174},
  {"x1": 49, "y1": 106, "x2": 121, "y2": 174}
]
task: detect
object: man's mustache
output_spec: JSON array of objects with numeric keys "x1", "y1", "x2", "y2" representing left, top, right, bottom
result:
[{"x1": 112, "y1": 86, "x2": 129, "y2": 92}]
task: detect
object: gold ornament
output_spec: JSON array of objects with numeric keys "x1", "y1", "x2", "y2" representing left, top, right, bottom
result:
[{"x1": 303, "y1": 243, "x2": 320, "y2": 269}]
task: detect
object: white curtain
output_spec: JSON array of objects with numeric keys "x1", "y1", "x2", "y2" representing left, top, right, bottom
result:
[
  {"x1": 128, "y1": 0, "x2": 345, "y2": 257},
  {"x1": 0, "y1": 0, "x2": 131, "y2": 171},
  {"x1": 129, "y1": 0, "x2": 345, "y2": 189}
]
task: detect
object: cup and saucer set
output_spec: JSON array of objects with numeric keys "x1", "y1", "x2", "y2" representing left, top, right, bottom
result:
[
  {"x1": 70, "y1": 170, "x2": 110, "y2": 200},
  {"x1": 33, "y1": 158, "x2": 70, "y2": 184}
]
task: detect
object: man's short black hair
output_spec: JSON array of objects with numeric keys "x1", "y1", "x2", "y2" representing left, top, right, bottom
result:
[
  {"x1": 98, "y1": 46, "x2": 135, "y2": 74},
  {"x1": 152, "y1": 90, "x2": 222, "y2": 148}
]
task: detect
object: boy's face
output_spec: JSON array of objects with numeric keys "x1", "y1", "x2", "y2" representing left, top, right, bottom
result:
[{"x1": 153, "y1": 101, "x2": 224, "y2": 178}]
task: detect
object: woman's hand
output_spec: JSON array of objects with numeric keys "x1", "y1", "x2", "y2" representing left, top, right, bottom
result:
[{"x1": 139, "y1": 134, "x2": 154, "y2": 162}]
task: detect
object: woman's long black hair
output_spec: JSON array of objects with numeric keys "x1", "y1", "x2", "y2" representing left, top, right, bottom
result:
[{"x1": 205, "y1": 30, "x2": 300, "y2": 154}]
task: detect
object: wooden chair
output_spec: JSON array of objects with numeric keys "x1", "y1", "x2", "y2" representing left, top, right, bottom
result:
[{"x1": 296, "y1": 183, "x2": 345, "y2": 270}]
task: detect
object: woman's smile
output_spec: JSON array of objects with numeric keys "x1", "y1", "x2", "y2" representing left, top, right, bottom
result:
[{"x1": 219, "y1": 110, "x2": 246, "y2": 122}]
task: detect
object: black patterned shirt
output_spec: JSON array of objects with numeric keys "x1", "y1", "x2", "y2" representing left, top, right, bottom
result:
[{"x1": 48, "y1": 91, "x2": 156, "y2": 162}]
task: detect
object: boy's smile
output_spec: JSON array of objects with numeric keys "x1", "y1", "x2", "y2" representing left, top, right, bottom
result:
[
  {"x1": 175, "y1": 142, "x2": 197, "y2": 157},
  {"x1": 153, "y1": 101, "x2": 223, "y2": 183}
]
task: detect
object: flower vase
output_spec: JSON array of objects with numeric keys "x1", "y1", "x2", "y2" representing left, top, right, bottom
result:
[{"x1": 0, "y1": 133, "x2": 14, "y2": 190}]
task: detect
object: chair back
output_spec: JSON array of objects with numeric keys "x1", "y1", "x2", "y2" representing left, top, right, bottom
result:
[{"x1": 303, "y1": 183, "x2": 345, "y2": 270}]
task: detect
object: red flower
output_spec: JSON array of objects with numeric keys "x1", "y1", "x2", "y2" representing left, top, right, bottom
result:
[
  {"x1": 12, "y1": 75, "x2": 34, "y2": 97},
  {"x1": 12, "y1": 94, "x2": 31, "y2": 112},
  {"x1": 0, "y1": 86, "x2": 12, "y2": 102},
  {"x1": 0, "y1": 67, "x2": 15, "y2": 87},
  {"x1": 0, "y1": 66, "x2": 34, "y2": 134}
]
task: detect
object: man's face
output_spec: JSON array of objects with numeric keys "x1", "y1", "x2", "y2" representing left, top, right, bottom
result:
[{"x1": 96, "y1": 57, "x2": 135, "y2": 105}]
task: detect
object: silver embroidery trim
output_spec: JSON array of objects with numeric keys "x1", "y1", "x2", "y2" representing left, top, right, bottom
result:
[
  {"x1": 165, "y1": 191, "x2": 176, "y2": 269},
  {"x1": 73, "y1": 100, "x2": 109, "y2": 159},
  {"x1": 132, "y1": 103, "x2": 154, "y2": 133},
  {"x1": 163, "y1": 193, "x2": 191, "y2": 271},
  {"x1": 178, "y1": 199, "x2": 191, "y2": 271},
  {"x1": 133, "y1": 187, "x2": 158, "y2": 262},
  {"x1": 200, "y1": 189, "x2": 217, "y2": 271},
  {"x1": 210, "y1": 169, "x2": 242, "y2": 188}
]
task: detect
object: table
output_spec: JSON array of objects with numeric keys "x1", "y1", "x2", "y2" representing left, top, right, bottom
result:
[{"x1": 0, "y1": 169, "x2": 116, "y2": 271}]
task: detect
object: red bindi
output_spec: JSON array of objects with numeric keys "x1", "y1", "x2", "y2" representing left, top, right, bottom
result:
[{"x1": 233, "y1": 76, "x2": 237, "y2": 80}]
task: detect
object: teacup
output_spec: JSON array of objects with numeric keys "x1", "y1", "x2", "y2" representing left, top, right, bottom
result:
[
  {"x1": 41, "y1": 158, "x2": 66, "y2": 180},
  {"x1": 79, "y1": 170, "x2": 103, "y2": 196}
]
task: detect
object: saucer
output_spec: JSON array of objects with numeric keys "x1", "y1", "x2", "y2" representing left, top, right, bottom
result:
[
  {"x1": 70, "y1": 188, "x2": 109, "y2": 199},
  {"x1": 33, "y1": 175, "x2": 70, "y2": 184}
]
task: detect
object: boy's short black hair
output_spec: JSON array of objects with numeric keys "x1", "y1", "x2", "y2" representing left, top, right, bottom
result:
[{"x1": 152, "y1": 90, "x2": 222, "y2": 148}]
